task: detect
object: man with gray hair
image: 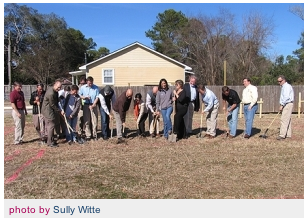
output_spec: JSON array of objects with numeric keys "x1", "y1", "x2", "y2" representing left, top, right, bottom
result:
[
  {"x1": 276, "y1": 75, "x2": 294, "y2": 140},
  {"x1": 197, "y1": 85, "x2": 219, "y2": 138},
  {"x1": 183, "y1": 75, "x2": 200, "y2": 138}
]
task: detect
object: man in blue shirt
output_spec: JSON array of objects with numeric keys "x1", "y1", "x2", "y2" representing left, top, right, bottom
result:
[
  {"x1": 197, "y1": 85, "x2": 219, "y2": 138},
  {"x1": 79, "y1": 76, "x2": 99, "y2": 141},
  {"x1": 277, "y1": 75, "x2": 294, "y2": 140}
]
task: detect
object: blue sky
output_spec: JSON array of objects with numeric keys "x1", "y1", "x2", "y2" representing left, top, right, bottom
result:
[{"x1": 10, "y1": 2, "x2": 304, "y2": 60}]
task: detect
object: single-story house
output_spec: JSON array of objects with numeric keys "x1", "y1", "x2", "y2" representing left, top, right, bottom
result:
[{"x1": 69, "y1": 42, "x2": 193, "y2": 87}]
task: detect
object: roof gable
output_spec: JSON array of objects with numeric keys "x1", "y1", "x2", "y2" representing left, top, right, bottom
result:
[{"x1": 79, "y1": 41, "x2": 192, "y2": 71}]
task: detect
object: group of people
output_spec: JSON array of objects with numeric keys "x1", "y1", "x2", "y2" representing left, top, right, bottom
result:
[{"x1": 9, "y1": 74, "x2": 294, "y2": 146}]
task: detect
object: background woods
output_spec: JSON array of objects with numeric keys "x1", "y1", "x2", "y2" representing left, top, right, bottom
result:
[{"x1": 4, "y1": 4, "x2": 304, "y2": 86}]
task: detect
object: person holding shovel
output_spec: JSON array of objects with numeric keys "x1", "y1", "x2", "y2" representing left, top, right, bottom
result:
[
  {"x1": 42, "y1": 80, "x2": 64, "y2": 147},
  {"x1": 222, "y1": 86, "x2": 241, "y2": 138},
  {"x1": 112, "y1": 89, "x2": 133, "y2": 144},
  {"x1": 134, "y1": 93, "x2": 148, "y2": 137},
  {"x1": 277, "y1": 75, "x2": 294, "y2": 140},
  {"x1": 29, "y1": 83, "x2": 47, "y2": 143},
  {"x1": 146, "y1": 86, "x2": 161, "y2": 138},
  {"x1": 63, "y1": 85, "x2": 81, "y2": 145},
  {"x1": 98, "y1": 85, "x2": 115, "y2": 140},
  {"x1": 172, "y1": 80, "x2": 190, "y2": 141},
  {"x1": 197, "y1": 85, "x2": 219, "y2": 139}
]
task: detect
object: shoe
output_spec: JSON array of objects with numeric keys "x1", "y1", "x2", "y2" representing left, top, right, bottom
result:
[
  {"x1": 85, "y1": 137, "x2": 91, "y2": 142},
  {"x1": 48, "y1": 142, "x2": 59, "y2": 147},
  {"x1": 228, "y1": 135, "x2": 235, "y2": 138},
  {"x1": 156, "y1": 133, "x2": 162, "y2": 138},
  {"x1": 103, "y1": 136, "x2": 108, "y2": 140},
  {"x1": 53, "y1": 135, "x2": 59, "y2": 141},
  {"x1": 244, "y1": 134, "x2": 250, "y2": 139},
  {"x1": 150, "y1": 133, "x2": 155, "y2": 138},
  {"x1": 67, "y1": 140, "x2": 72, "y2": 145},
  {"x1": 207, "y1": 135, "x2": 215, "y2": 139},
  {"x1": 77, "y1": 138, "x2": 85, "y2": 144},
  {"x1": 117, "y1": 138, "x2": 125, "y2": 144},
  {"x1": 93, "y1": 137, "x2": 98, "y2": 141},
  {"x1": 276, "y1": 136, "x2": 285, "y2": 140}
]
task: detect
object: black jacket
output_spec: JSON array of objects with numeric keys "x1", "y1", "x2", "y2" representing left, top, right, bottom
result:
[
  {"x1": 184, "y1": 83, "x2": 200, "y2": 111},
  {"x1": 29, "y1": 90, "x2": 46, "y2": 115}
]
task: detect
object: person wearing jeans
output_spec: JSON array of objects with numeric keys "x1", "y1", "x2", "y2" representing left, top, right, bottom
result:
[
  {"x1": 243, "y1": 103, "x2": 258, "y2": 137},
  {"x1": 156, "y1": 78, "x2": 174, "y2": 139},
  {"x1": 222, "y1": 86, "x2": 241, "y2": 138},
  {"x1": 160, "y1": 106, "x2": 173, "y2": 139},
  {"x1": 242, "y1": 77, "x2": 259, "y2": 138},
  {"x1": 63, "y1": 85, "x2": 81, "y2": 144},
  {"x1": 98, "y1": 85, "x2": 116, "y2": 140}
]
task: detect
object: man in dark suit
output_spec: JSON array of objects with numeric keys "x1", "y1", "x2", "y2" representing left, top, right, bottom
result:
[
  {"x1": 42, "y1": 80, "x2": 64, "y2": 147},
  {"x1": 183, "y1": 75, "x2": 200, "y2": 137}
]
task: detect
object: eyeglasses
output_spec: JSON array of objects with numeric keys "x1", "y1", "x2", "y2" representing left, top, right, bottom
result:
[{"x1": 278, "y1": 80, "x2": 283, "y2": 83}]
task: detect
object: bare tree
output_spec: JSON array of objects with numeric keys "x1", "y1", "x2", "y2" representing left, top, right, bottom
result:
[
  {"x1": 179, "y1": 9, "x2": 236, "y2": 85},
  {"x1": 289, "y1": 5, "x2": 304, "y2": 20},
  {"x1": 233, "y1": 11, "x2": 275, "y2": 81}
]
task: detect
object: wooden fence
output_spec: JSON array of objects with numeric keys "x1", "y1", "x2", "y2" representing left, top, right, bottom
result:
[{"x1": 4, "y1": 85, "x2": 304, "y2": 115}]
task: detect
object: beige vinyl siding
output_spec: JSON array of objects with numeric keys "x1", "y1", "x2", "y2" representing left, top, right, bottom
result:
[{"x1": 87, "y1": 45, "x2": 185, "y2": 87}]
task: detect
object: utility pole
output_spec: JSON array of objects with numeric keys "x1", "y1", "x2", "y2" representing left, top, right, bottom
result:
[
  {"x1": 223, "y1": 60, "x2": 226, "y2": 86},
  {"x1": 8, "y1": 31, "x2": 12, "y2": 92},
  {"x1": 84, "y1": 52, "x2": 87, "y2": 64}
]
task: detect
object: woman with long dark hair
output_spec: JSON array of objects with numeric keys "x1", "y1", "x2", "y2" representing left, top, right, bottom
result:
[{"x1": 156, "y1": 78, "x2": 173, "y2": 139}]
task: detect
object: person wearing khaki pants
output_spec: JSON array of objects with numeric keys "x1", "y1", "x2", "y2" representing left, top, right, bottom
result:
[
  {"x1": 277, "y1": 75, "x2": 294, "y2": 140},
  {"x1": 78, "y1": 76, "x2": 99, "y2": 141},
  {"x1": 197, "y1": 85, "x2": 219, "y2": 138},
  {"x1": 10, "y1": 82, "x2": 27, "y2": 145}
]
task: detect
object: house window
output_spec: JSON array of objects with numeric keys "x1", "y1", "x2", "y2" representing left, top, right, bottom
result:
[{"x1": 102, "y1": 69, "x2": 114, "y2": 85}]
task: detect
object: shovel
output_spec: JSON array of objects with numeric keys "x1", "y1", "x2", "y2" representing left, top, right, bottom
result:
[
  {"x1": 37, "y1": 104, "x2": 46, "y2": 144},
  {"x1": 196, "y1": 104, "x2": 204, "y2": 138},
  {"x1": 224, "y1": 109, "x2": 229, "y2": 137},
  {"x1": 110, "y1": 118, "x2": 113, "y2": 138},
  {"x1": 259, "y1": 111, "x2": 280, "y2": 139},
  {"x1": 168, "y1": 103, "x2": 177, "y2": 143}
]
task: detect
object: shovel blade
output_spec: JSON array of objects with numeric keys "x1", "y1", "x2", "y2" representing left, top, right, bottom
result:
[{"x1": 168, "y1": 133, "x2": 177, "y2": 142}]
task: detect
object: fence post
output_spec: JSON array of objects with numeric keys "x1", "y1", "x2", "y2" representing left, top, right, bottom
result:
[
  {"x1": 239, "y1": 102, "x2": 243, "y2": 118},
  {"x1": 298, "y1": 92, "x2": 302, "y2": 118},
  {"x1": 258, "y1": 98, "x2": 263, "y2": 118}
]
